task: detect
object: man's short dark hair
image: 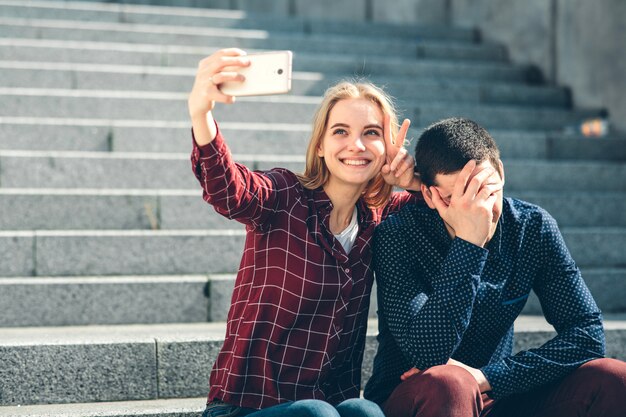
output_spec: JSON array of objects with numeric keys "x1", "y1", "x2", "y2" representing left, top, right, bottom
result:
[{"x1": 414, "y1": 118, "x2": 501, "y2": 187}]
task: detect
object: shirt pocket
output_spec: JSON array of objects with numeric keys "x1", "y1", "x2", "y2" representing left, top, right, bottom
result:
[
  {"x1": 501, "y1": 292, "x2": 530, "y2": 306},
  {"x1": 499, "y1": 286, "x2": 531, "y2": 319}
]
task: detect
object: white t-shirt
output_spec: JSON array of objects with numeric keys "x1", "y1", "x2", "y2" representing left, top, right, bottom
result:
[{"x1": 334, "y1": 207, "x2": 359, "y2": 254}]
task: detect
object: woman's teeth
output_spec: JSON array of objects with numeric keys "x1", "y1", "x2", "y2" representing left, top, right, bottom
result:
[{"x1": 342, "y1": 159, "x2": 368, "y2": 166}]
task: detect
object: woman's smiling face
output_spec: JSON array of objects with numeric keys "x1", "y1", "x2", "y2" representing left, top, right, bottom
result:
[{"x1": 317, "y1": 98, "x2": 386, "y2": 192}]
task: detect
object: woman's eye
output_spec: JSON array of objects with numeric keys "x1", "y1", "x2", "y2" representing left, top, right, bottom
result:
[
  {"x1": 365, "y1": 129, "x2": 381, "y2": 136},
  {"x1": 333, "y1": 128, "x2": 347, "y2": 135}
]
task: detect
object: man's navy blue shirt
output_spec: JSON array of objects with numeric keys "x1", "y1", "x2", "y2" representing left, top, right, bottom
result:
[{"x1": 364, "y1": 198, "x2": 604, "y2": 403}]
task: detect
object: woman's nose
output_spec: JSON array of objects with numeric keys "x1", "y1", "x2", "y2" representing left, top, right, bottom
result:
[{"x1": 348, "y1": 135, "x2": 366, "y2": 151}]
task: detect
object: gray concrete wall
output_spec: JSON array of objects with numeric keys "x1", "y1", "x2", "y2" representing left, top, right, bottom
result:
[
  {"x1": 555, "y1": 0, "x2": 626, "y2": 132},
  {"x1": 447, "y1": 0, "x2": 626, "y2": 132},
  {"x1": 450, "y1": 0, "x2": 553, "y2": 81},
  {"x1": 371, "y1": 0, "x2": 449, "y2": 25},
  {"x1": 331, "y1": 0, "x2": 625, "y2": 132}
]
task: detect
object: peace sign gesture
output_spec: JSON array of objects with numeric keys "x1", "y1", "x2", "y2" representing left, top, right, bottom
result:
[{"x1": 381, "y1": 114, "x2": 420, "y2": 191}]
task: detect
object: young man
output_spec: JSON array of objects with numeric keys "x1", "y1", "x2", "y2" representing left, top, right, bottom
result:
[{"x1": 364, "y1": 118, "x2": 626, "y2": 417}]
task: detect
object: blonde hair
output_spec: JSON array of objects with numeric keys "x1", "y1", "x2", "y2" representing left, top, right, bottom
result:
[{"x1": 297, "y1": 81, "x2": 399, "y2": 208}]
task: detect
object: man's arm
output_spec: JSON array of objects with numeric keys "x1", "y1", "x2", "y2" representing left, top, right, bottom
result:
[
  {"x1": 378, "y1": 161, "x2": 501, "y2": 370},
  {"x1": 481, "y1": 211, "x2": 605, "y2": 399},
  {"x1": 375, "y1": 217, "x2": 489, "y2": 371}
]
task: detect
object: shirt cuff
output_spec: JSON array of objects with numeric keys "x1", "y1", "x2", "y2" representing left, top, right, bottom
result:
[
  {"x1": 191, "y1": 120, "x2": 228, "y2": 161},
  {"x1": 480, "y1": 361, "x2": 510, "y2": 399}
]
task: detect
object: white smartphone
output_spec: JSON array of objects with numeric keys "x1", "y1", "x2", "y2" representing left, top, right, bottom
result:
[{"x1": 220, "y1": 51, "x2": 293, "y2": 97}]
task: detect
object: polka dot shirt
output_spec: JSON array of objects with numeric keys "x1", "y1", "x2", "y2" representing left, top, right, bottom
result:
[{"x1": 364, "y1": 198, "x2": 605, "y2": 403}]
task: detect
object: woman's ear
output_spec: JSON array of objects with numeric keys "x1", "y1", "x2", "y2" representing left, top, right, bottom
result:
[
  {"x1": 421, "y1": 184, "x2": 436, "y2": 209},
  {"x1": 317, "y1": 144, "x2": 324, "y2": 158}
]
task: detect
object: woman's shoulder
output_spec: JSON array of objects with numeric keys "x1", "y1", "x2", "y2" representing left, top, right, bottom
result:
[
  {"x1": 262, "y1": 167, "x2": 301, "y2": 188},
  {"x1": 262, "y1": 168, "x2": 323, "y2": 209}
]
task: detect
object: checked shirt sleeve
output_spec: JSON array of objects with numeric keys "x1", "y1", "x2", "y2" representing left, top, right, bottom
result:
[
  {"x1": 481, "y1": 211, "x2": 605, "y2": 399},
  {"x1": 191, "y1": 124, "x2": 277, "y2": 229},
  {"x1": 375, "y1": 218, "x2": 489, "y2": 370}
]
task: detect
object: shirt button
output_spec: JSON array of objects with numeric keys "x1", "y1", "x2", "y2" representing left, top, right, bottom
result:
[{"x1": 344, "y1": 268, "x2": 350, "y2": 274}]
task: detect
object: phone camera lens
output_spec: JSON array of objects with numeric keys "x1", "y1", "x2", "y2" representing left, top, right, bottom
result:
[{"x1": 277, "y1": 69, "x2": 283, "y2": 75}]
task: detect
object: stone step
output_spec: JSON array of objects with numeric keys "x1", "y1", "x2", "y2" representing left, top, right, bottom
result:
[
  {"x1": 1, "y1": 189, "x2": 625, "y2": 231},
  {"x1": 0, "y1": 150, "x2": 300, "y2": 189},
  {"x1": 414, "y1": 103, "x2": 601, "y2": 132},
  {"x1": 0, "y1": 266, "x2": 624, "y2": 326},
  {"x1": 0, "y1": 151, "x2": 624, "y2": 191},
  {"x1": 0, "y1": 0, "x2": 476, "y2": 42},
  {"x1": 0, "y1": 88, "x2": 599, "y2": 129},
  {"x1": 509, "y1": 191, "x2": 626, "y2": 227},
  {"x1": 0, "y1": 229, "x2": 246, "y2": 277},
  {"x1": 0, "y1": 397, "x2": 206, "y2": 417},
  {"x1": 0, "y1": 16, "x2": 507, "y2": 61},
  {"x1": 522, "y1": 269, "x2": 626, "y2": 316},
  {"x1": 0, "y1": 119, "x2": 311, "y2": 153},
  {"x1": 1, "y1": 227, "x2": 624, "y2": 278},
  {"x1": 0, "y1": 317, "x2": 624, "y2": 406},
  {"x1": 0, "y1": 275, "x2": 209, "y2": 327},
  {"x1": 0, "y1": 39, "x2": 530, "y2": 82},
  {"x1": 210, "y1": 268, "x2": 626, "y2": 323},
  {"x1": 2, "y1": 120, "x2": 624, "y2": 162},
  {"x1": 0, "y1": 61, "x2": 569, "y2": 108}
]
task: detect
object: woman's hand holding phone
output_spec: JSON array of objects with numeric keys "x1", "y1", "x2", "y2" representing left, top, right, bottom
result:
[
  {"x1": 188, "y1": 48, "x2": 250, "y2": 145},
  {"x1": 188, "y1": 48, "x2": 293, "y2": 146},
  {"x1": 188, "y1": 48, "x2": 251, "y2": 115}
]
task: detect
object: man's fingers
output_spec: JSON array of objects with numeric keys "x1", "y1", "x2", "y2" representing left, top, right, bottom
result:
[
  {"x1": 464, "y1": 166, "x2": 495, "y2": 199},
  {"x1": 478, "y1": 182, "x2": 503, "y2": 199},
  {"x1": 430, "y1": 186, "x2": 448, "y2": 214},
  {"x1": 452, "y1": 160, "x2": 477, "y2": 199},
  {"x1": 485, "y1": 191, "x2": 498, "y2": 206},
  {"x1": 400, "y1": 367, "x2": 421, "y2": 381}
]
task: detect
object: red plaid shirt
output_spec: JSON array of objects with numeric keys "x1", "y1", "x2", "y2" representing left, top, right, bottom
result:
[{"x1": 192, "y1": 124, "x2": 414, "y2": 410}]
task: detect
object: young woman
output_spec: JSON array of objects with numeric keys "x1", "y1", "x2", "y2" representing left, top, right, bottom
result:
[{"x1": 188, "y1": 48, "x2": 421, "y2": 417}]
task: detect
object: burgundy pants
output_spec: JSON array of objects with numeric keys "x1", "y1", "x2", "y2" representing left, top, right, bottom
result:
[{"x1": 382, "y1": 358, "x2": 626, "y2": 417}]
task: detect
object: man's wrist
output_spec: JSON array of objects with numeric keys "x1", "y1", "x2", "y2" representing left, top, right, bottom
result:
[
  {"x1": 477, "y1": 370, "x2": 492, "y2": 393},
  {"x1": 455, "y1": 233, "x2": 487, "y2": 248}
]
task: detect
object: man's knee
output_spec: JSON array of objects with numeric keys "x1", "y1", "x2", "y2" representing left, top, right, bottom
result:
[
  {"x1": 418, "y1": 364, "x2": 480, "y2": 396},
  {"x1": 383, "y1": 365, "x2": 481, "y2": 417},
  {"x1": 578, "y1": 358, "x2": 626, "y2": 392}
]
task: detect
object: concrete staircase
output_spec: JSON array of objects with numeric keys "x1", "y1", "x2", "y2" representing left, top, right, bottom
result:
[{"x1": 0, "y1": 1, "x2": 625, "y2": 415}]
